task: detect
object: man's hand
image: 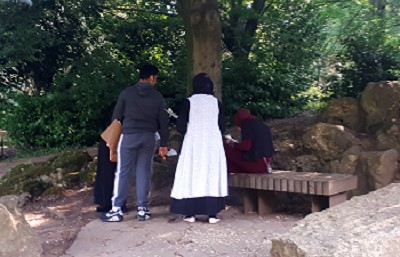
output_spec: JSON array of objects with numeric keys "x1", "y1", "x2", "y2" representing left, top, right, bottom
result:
[
  {"x1": 106, "y1": 143, "x2": 117, "y2": 150},
  {"x1": 158, "y1": 147, "x2": 168, "y2": 159}
]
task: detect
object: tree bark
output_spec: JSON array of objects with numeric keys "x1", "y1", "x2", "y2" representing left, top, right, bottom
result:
[
  {"x1": 370, "y1": 0, "x2": 387, "y2": 18},
  {"x1": 177, "y1": 0, "x2": 222, "y2": 100},
  {"x1": 222, "y1": 0, "x2": 267, "y2": 59}
]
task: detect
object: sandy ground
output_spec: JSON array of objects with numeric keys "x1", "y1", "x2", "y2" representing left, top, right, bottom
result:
[
  {"x1": 61, "y1": 205, "x2": 302, "y2": 257},
  {"x1": 0, "y1": 151, "x2": 305, "y2": 257}
]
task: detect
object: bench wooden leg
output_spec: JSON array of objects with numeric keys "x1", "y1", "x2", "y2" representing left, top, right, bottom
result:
[
  {"x1": 311, "y1": 193, "x2": 347, "y2": 212},
  {"x1": 328, "y1": 192, "x2": 347, "y2": 207},
  {"x1": 243, "y1": 189, "x2": 258, "y2": 213},
  {"x1": 311, "y1": 195, "x2": 328, "y2": 212},
  {"x1": 258, "y1": 190, "x2": 278, "y2": 215}
]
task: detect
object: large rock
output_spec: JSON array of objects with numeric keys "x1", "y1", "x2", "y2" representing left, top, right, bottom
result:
[
  {"x1": 270, "y1": 183, "x2": 400, "y2": 257},
  {"x1": 290, "y1": 155, "x2": 321, "y2": 172},
  {"x1": 0, "y1": 195, "x2": 42, "y2": 257},
  {"x1": 321, "y1": 147, "x2": 398, "y2": 196},
  {"x1": 376, "y1": 124, "x2": 400, "y2": 150},
  {"x1": 0, "y1": 150, "x2": 95, "y2": 198},
  {"x1": 361, "y1": 80, "x2": 400, "y2": 133},
  {"x1": 357, "y1": 149, "x2": 398, "y2": 191},
  {"x1": 318, "y1": 97, "x2": 365, "y2": 132},
  {"x1": 302, "y1": 123, "x2": 361, "y2": 161}
]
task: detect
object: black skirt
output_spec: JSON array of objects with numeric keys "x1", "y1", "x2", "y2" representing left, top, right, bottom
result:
[
  {"x1": 170, "y1": 196, "x2": 226, "y2": 216},
  {"x1": 93, "y1": 138, "x2": 116, "y2": 209}
]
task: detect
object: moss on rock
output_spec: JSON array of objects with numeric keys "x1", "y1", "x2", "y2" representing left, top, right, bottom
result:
[
  {"x1": 49, "y1": 150, "x2": 93, "y2": 174},
  {"x1": 62, "y1": 172, "x2": 81, "y2": 188},
  {"x1": 42, "y1": 185, "x2": 65, "y2": 199},
  {"x1": 0, "y1": 150, "x2": 96, "y2": 198},
  {"x1": 0, "y1": 163, "x2": 53, "y2": 197}
]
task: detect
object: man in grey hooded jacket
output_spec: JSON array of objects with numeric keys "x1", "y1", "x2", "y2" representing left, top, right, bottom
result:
[{"x1": 101, "y1": 64, "x2": 169, "y2": 222}]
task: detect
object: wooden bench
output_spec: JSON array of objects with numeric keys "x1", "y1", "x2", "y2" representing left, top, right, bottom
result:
[{"x1": 228, "y1": 171, "x2": 357, "y2": 215}]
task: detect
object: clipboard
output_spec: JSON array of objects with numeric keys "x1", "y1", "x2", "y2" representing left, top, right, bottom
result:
[{"x1": 101, "y1": 119, "x2": 122, "y2": 162}]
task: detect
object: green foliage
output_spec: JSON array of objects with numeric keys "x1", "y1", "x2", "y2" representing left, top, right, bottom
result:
[
  {"x1": 318, "y1": 0, "x2": 400, "y2": 98},
  {"x1": 299, "y1": 83, "x2": 330, "y2": 110},
  {"x1": 222, "y1": 0, "x2": 327, "y2": 120},
  {"x1": 0, "y1": 0, "x2": 186, "y2": 148},
  {"x1": 1, "y1": 0, "x2": 400, "y2": 149},
  {"x1": 4, "y1": 93, "x2": 72, "y2": 148},
  {"x1": 0, "y1": 0, "x2": 97, "y2": 93},
  {"x1": 222, "y1": 59, "x2": 303, "y2": 120}
]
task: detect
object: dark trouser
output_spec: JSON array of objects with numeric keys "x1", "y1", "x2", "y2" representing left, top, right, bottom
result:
[
  {"x1": 224, "y1": 143, "x2": 271, "y2": 173},
  {"x1": 94, "y1": 138, "x2": 126, "y2": 211},
  {"x1": 94, "y1": 138, "x2": 116, "y2": 208},
  {"x1": 112, "y1": 132, "x2": 155, "y2": 208}
]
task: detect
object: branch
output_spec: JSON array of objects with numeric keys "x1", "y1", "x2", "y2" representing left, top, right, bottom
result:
[
  {"x1": 0, "y1": 81, "x2": 24, "y2": 92},
  {"x1": 244, "y1": 0, "x2": 267, "y2": 37},
  {"x1": 97, "y1": 4, "x2": 178, "y2": 17},
  {"x1": 262, "y1": 0, "x2": 276, "y2": 15},
  {"x1": 1, "y1": 0, "x2": 32, "y2": 6}
]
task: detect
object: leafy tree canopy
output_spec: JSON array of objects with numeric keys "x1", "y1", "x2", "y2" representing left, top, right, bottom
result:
[{"x1": 0, "y1": 0, "x2": 399, "y2": 148}]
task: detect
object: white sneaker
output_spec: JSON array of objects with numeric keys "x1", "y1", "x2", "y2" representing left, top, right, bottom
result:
[
  {"x1": 137, "y1": 206, "x2": 151, "y2": 221},
  {"x1": 183, "y1": 216, "x2": 195, "y2": 223},
  {"x1": 100, "y1": 209, "x2": 123, "y2": 222},
  {"x1": 208, "y1": 217, "x2": 220, "y2": 224}
]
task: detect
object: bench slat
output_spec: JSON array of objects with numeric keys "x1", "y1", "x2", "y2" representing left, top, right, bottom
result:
[
  {"x1": 228, "y1": 171, "x2": 357, "y2": 196},
  {"x1": 228, "y1": 171, "x2": 357, "y2": 215}
]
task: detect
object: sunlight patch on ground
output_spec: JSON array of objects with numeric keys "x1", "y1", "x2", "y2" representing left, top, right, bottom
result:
[{"x1": 25, "y1": 212, "x2": 50, "y2": 227}]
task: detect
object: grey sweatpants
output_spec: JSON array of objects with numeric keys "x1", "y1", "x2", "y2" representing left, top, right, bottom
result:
[{"x1": 112, "y1": 132, "x2": 155, "y2": 208}]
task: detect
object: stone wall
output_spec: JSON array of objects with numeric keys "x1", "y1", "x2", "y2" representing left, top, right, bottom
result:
[{"x1": 271, "y1": 81, "x2": 400, "y2": 198}]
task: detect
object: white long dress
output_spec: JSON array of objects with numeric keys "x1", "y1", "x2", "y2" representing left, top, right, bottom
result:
[{"x1": 170, "y1": 94, "x2": 228, "y2": 215}]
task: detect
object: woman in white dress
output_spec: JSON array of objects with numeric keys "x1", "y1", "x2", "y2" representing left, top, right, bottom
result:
[{"x1": 170, "y1": 73, "x2": 227, "y2": 224}]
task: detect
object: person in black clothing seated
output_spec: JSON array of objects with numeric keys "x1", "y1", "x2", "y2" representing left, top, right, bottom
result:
[{"x1": 224, "y1": 108, "x2": 274, "y2": 173}]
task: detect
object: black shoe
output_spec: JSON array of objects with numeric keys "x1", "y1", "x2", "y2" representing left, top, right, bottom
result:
[
  {"x1": 121, "y1": 204, "x2": 129, "y2": 214},
  {"x1": 96, "y1": 206, "x2": 111, "y2": 213},
  {"x1": 137, "y1": 206, "x2": 151, "y2": 221},
  {"x1": 100, "y1": 209, "x2": 123, "y2": 222}
]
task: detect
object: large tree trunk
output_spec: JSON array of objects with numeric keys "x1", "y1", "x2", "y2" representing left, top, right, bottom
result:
[{"x1": 177, "y1": 0, "x2": 222, "y2": 100}]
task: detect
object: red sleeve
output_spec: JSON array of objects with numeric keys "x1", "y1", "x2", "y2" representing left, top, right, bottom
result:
[{"x1": 233, "y1": 139, "x2": 252, "y2": 151}]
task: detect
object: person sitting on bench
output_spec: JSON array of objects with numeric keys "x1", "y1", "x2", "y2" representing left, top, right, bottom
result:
[{"x1": 224, "y1": 108, "x2": 274, "y2": 173}]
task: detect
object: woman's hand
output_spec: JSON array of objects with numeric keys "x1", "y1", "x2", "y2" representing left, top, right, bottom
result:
[
  {"x1": 158, "y1": 147, "x2": 168, "y2": 159},
  {"x1": 224, "y1": 134, "x2": 237, "y2": 147}
]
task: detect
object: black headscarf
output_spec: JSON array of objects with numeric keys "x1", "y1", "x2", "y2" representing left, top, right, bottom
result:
[{"x1": 192, "y1": 73, "x2": 214, "y2": 95}]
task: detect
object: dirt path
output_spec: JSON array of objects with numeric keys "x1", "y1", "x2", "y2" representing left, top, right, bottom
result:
[
  {"x1": 0, "y1": 149, "x2": 99, "y2": 257},
  {"x1": 0, "y1": 147, "x2": 98, "y2": 177},
  {"x1": 0, "y1": 154, "x2": 57, "y2": 177}
]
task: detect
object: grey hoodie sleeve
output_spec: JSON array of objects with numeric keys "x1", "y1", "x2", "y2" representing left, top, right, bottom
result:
[{"x1": 111, "y1": 92, "x2": 124, "y2": 122}]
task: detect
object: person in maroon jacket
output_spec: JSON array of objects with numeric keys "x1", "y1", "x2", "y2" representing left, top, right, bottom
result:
[{"x1": 224, "y1": 108, "x2": 274, "y2": 173}]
